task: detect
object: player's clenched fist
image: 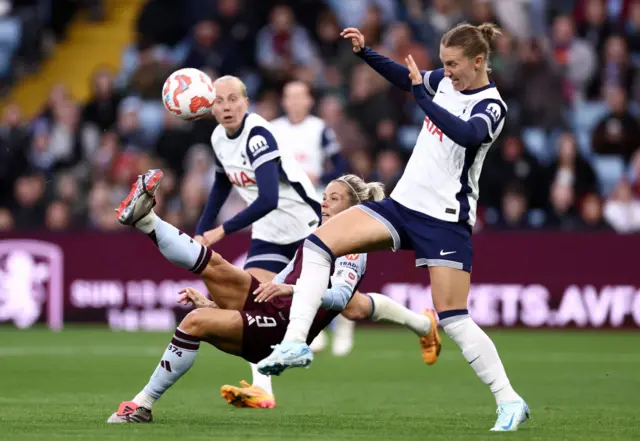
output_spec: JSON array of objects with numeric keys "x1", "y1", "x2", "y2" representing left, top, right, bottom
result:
[{"x1": 340, "y1": 27, "x2": 365, "y2": 52}]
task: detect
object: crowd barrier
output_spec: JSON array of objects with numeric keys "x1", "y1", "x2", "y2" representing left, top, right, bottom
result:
[{"x1": 0, "y1": 231, "x2": 638, "y2": 330}]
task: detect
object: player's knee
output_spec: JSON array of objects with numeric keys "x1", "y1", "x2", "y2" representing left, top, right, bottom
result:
[
  {"x1": 179, "y1": 309, "x2": 210, "y2": 338},
  {"x1": 342, "y1": 299, "x2": 369, "y2": 320},
  {"x1": 342, "y1": 305, "x2": 368, "y2": 321}
]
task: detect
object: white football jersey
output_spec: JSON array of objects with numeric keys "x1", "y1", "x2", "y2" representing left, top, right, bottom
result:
[
  {"x1": 391, "y1": 69, "x2": 507, "y2": 226},
  {"x1": 271, "y1": 115, "x2": 340, "y2": 181},
  {"x1": 210, "y1": 113, "x2": 321, "y2": 244}
]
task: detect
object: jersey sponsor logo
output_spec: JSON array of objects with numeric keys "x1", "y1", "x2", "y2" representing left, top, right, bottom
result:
[
  {"x1": 345, "y1": 254, "x2": 359, "y2": 261},
  {"x1": 424, "y1": 116, "x2": 444, "y2": 142},
  {"x1": 227, "y1": 171, "x2": 256, "y2": 187},
  {"x1": 348, "y1": 272, "x2": 356, "y2": 281},
  {"x1": 486, "y1": 103, "x2": 502, "y2": 123},
  {"x1": 338, "y1": 260, "x2": 359, "y2": 271},
  {"x1": 248, "y1": 135, "x2": 270, "y2": 157}
]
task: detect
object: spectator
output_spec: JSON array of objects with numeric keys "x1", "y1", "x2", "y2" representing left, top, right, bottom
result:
[
  {"x1": 318, "y1": 95, "x2": 368, "y2": 156},
  {"x1": 481, "y1": 135, "x2": 545, "y2": 209},
  {"x1": 255, "y1": 5, "x2": 320, "y2": 87},
  {"x1": 496, "y1": 182, "x2": 531, "y2": 229},
  {"x1": 549, "y1": 14, "x2": 597, "y2": 101},
  {"x1": 135, "y1": 0, "x2": 191, "y2": 48},
  {"x1": 578, "y1": 192, "x2": 611, "y2": 229},
  {"x1": 212, "y1": 0, "x2": 257, "y2": 73},
  {"x1": 347, "y1": 64, "x2": 393, "y2": 142},
  {"x1": 577, "y1": 0, "x2": 614, "y2": 56},
  {"x1": 592, "y1": 86, "x2": 640, "y2": 162},
  {"x1": 626, "y1": 0, "x2": 640, "y2": 63},
  {"x1": 371, "y1": 149, "x2": 402, "y2": 192},
  {"x1": 515, "y1": 39, "x2": 567, "y2": 131},
  {"x1": 183, "y1": 20, "x2": 222, "y2": 71},
  {"x1": 630, "y1": 149, "x2": 640, "y2": 196},
  {"x1": 0, "y1": 206, "x2": 13, "y2": 231},
  {"x1": 604, "y1": 179, "x2": 640, "y2": 233},
  {"x1": 490, "y1": 31, "x2": 519, "y2": 103},
  {"x1": 545, "y1": 180, "x2": 581, "y2": 229},
  {"x1": 0, "y1": 104, "x2": 29, "y2": 206},
  {"x1": 587, "y1": 34, "x2": 636, "y2": 99},
  {"x1": 55, "y1": 171, "x2": 85, "y2": 223},
  {"x1": 45, "y1": 200, "x2": 72, "y2": 231},
  {"x1": 385, "y1": 21, "x2": 431, "y2": 74},
  {"x1": 179, "y1": 171, "x2": 207, "y2": 230},
  {"x1": 83, "y1": 67, "x2": 122, "y2": 132},
  {"x1": 546, "y1": 132, "x2": 599, "y2": 201},
  {"x1": 11, "y1": 173, "x2": 47, "y2": 229},
  {"x1": 154, "y1": 112, "x2": 196, "y2": 179}
]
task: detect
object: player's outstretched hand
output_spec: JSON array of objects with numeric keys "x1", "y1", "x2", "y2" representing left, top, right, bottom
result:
[
  {"x1": 178, "y1": 287, "x2": 217, "y2": 309},
  {"x1": 340, "y1": 27, "x2": 365, "y2": 52},
  {"x1": 254, "y1": 282, "x2": 294, "y2": 303},
  {"x1": 405, "y1": 54, "x2": 422, "y2": 85}
]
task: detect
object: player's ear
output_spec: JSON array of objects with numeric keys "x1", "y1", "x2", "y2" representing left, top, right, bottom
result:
[{"x1": 474, "y1": 54, "x2": 484, "y2": 70}]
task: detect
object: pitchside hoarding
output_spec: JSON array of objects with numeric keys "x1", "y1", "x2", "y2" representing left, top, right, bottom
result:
[{"x1": 0, "y1": 231, "x2": 638, "y2": 330}]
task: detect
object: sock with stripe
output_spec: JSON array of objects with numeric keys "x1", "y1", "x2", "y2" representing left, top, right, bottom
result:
[
  {"x1": 136, "y1": 211, "x2": 211, "y2": 274},
  {"x1": 283, "y1": 235, "x2": 335, "y2": 342},
  {"x1": 367, "y1": 293, "x2": 431, "y2": 336},
  {"x1": 440, "y1": 309, "x2": 521, "y2": 405},
  {"x1": 132, "y1": 328, "x2": 201, "y2": 409}
]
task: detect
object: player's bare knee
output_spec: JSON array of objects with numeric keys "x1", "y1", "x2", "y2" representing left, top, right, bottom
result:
[
  {"x1": 342, "y1": 305, "x2": 368, "y2": 321},
  {"x1": 179, "y1": 309, "x2": 210, "y2": 338}
]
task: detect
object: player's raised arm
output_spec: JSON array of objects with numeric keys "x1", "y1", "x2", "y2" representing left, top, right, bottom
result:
[
  {"x1": 319, "y1": 126, "x2": 348, "y2": 184},
  {"x1": 406, "y1": 54, "x2": 506, "y2": 148},
  {"x1": 195, "y1": 156, "x2": 232, "y2": 239},
  {"x1": 220, "y1": 127, "x2": 280, "y2": 235},
  {"x1": 341, "y1": 27, "x2": 427, "y2": 92}
]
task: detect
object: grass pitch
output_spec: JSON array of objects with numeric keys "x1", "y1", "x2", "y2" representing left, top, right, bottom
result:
[{"x1": 0, "y1": 327, "x2": 638, "y2": 440}]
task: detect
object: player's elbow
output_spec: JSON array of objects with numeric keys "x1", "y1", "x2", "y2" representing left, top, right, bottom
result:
[{"x1": 261, "y1": 193, "x2": 279, "y2": 212}]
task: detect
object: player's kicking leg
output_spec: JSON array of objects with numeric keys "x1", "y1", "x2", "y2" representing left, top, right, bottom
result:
[
  {"x1": 344, "y1": 292, "x2": 441, "y2": 364},
  {"x1": 108, "y1": 294, "x2": 245, "y2": 423}
]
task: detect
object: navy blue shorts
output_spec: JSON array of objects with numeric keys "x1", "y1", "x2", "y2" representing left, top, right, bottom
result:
[
  {"x1": 357, "y1": 198, "x2": 473, "y2": 273},
  {"x1": 243, "y1": 238, "x2": 305, "y2": 273}
]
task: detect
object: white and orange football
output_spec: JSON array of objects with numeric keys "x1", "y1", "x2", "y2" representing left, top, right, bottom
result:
[{"x1": 162, "y1": 68, "x2": 215, "y2": 120}]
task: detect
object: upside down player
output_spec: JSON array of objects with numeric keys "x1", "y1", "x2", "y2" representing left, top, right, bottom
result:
[
  {"x1": 258, "y1": 23, "x2": 530, "y2": 431},
  {"x1": 107, "y1": 171, "x2": 441, "y2": 422}
]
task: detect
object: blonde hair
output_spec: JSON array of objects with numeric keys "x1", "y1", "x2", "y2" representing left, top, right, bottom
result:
[
  {"x1": 213, "y1": 75, "x2": 247, "y2": 97},
  {"x1": 333, "y1": 174, "x2": 385, "y2": 206},
  {"x1": 441, "y1": 22, "x2": 502, "y2": 69}
]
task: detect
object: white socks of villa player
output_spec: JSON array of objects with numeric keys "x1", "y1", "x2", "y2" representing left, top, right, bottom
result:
[
  {"x1": 440, "y1": 310, "x2": 521, "y2": 405},
  {"x1": 133, "y1": 328, "x2": 201, "y2": 409},
  {"x1": 135, "y1": 211, "x2": 211, "y2": 274},
  {"x1": 367, "y1": 293, "x2": 431, "y2": 336},
  {"x1": 283, "y1": 236, "x2": 333, "y2": 342},
  {"x1": 250, "y1": 363, "x2": 273, "y2": 395}
]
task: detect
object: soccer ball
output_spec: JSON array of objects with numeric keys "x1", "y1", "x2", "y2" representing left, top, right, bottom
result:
[{"x1": 162, "y1": 68, "x2": 215, "y2": 120}]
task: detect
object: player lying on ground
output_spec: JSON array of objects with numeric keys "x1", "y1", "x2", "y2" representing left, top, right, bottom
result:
[{"x1": 107, "y1": 170, "x2": 440, "y2": 422}]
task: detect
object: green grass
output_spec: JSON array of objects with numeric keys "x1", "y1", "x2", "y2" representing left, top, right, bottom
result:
[{"x1": 0, "y1": 327, "x2": 639, "y2": 440}]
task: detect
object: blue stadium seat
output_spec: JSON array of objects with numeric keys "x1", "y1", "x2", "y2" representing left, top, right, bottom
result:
[
  {"x1": 521, "y1": 127, "x2": 551, "y2": 164},
  {"x1": 592, "y1": 154, "x2": 625, "y2": 196}
]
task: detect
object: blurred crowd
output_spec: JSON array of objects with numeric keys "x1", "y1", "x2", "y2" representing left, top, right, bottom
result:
[{"x1": 1, "y1": 0, "x2": 640, "y2": 235}]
